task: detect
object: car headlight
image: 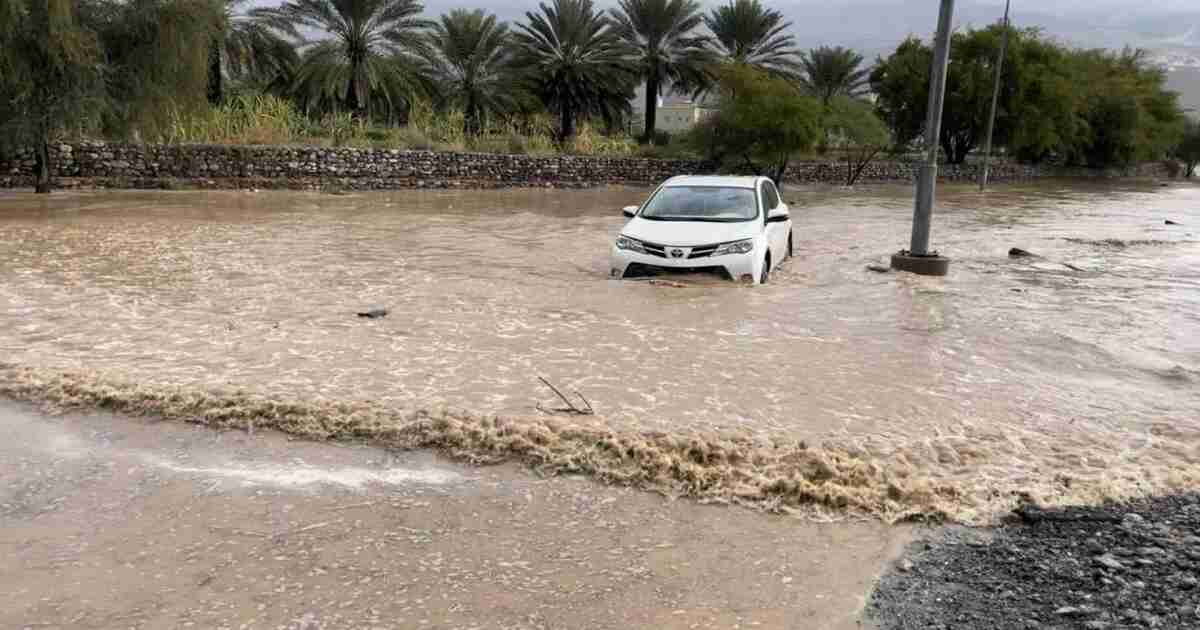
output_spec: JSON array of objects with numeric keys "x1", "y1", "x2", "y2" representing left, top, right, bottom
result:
[
  {"x1": 712, "y1": 239, "x2": 754, "y2": 256},
  {"x1": 615, "y1": 235, "x2": 646, "y2": 253}
]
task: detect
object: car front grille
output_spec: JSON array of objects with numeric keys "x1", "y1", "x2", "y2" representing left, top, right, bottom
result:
[
  {"x1": 622, "y1": 263, "x2": 733, "y2": 281},
  {"x1": 640, "y1": 241, "x2": 668, "y2": 258},
  {"x1": 638, "y1": 241, "x2": 720, "y2": 259}
]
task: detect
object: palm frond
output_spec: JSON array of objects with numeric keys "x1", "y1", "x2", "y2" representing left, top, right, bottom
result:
[
  {"x1": 704, "y1": 0, "x2": 801, "y2": 81},
  {"x1": 799, "y1": 45, "x2": 871, "y2": 104}
]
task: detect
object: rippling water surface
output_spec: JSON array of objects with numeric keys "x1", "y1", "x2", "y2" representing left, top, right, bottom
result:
[{"x1": 1, "y1": 181, "x2": 1197, "y2": 519}]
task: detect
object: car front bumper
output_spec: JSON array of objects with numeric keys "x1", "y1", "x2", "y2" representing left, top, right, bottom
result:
[{"x1": 610, "y1": 247, "x2": 759, "y2": 282}]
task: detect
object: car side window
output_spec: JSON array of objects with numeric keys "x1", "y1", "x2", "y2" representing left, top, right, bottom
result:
[{"x1": 763, "y1": 182, "x2": 781, "y2": 209}]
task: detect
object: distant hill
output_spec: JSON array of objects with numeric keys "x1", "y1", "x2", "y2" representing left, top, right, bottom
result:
[{"x1": 1166, "y1": 67, "x2": 1200, "y2": 114}]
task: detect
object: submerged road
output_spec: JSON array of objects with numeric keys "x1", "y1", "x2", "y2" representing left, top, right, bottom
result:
[{"x1": 0, "y1": 402, "x2": 910, "y2": 630}]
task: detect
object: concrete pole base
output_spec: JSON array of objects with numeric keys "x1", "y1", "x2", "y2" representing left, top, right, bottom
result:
[{"x1": 891, "y1": 251, "x2": 951, "y2": 276}]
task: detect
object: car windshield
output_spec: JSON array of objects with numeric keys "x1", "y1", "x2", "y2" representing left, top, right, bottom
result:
[{"x1": 639, "y1": 186, "x2": 758, "y2": 222}]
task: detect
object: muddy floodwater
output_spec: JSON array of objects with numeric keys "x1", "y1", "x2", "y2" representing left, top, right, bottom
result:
[{"x1": 1, "y1": 182, "x2": 1197, "y2": 522}]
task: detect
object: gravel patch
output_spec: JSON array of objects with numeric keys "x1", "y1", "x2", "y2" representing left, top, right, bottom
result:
[{"x1": 869, "y1": 494, "x2": 1200, "y2": 629}]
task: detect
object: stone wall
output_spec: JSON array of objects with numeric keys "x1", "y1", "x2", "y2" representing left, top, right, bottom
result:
[{"x1": 0, "y1": 141, "x2": 1167, "y2": 191}]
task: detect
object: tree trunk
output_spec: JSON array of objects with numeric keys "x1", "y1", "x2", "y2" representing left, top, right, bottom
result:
[
  {"x1": 207, "y1": 38, "x2": 222, "y2": 106},
  {"x1": 346, "y1": 71, "x2": 361, "y2": 118},
  {"x1": 770, "y1": 156, "x2": 789, "y2": 187},
  {"x1": 34, "y1": 137, "x2": 51, "y2": 194},
  {"x1": 465, "y1": 93, "x2": 479, "y2": 137},
  {"x1": 641, "y1": 75, "x2": 659, "y2": 144},
  {"x1": 847, "y1": 147, "x2": 881, "y2": 187},
  {"x1": 941, "y1": 136, "x2": 972, "y2": 165},
  {"x1": 559, "y1": 101, "x2": 575, "y2": 142}
]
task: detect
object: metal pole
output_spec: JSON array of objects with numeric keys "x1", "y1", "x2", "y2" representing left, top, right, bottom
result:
[
  {"x1": 909, "y1": 0, "x2": 956, "y2": 256},
  {"x1": 978, "y1": 0, "x2": 1011, "y2": 192}
]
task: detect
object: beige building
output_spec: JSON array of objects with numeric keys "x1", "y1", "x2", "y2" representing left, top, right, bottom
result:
[
  {"x1": 632, "y1": 92, "x2": 718, "y2": 135},
  {"x1": 652, "y1": 101, "x2": 717, "y2": 133}
]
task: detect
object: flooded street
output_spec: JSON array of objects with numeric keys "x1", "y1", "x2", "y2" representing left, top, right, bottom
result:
[
  {"x1": 0, "y1": 401, "x2": 908, "y2": 629},
  {"x1": 1, "y1": 182, "x2": 1197, "y2": 521}
]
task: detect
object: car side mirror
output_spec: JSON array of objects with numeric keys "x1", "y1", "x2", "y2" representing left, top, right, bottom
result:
[
  {"x1": 622, "y1": 205, "x2": 638, "y2": 218},
  {"x1": 767, "y1": 208, "x2": 790, "y2": 223}
]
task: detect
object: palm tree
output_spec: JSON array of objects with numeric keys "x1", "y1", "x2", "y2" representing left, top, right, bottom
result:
[
  {"x1": 799, "y1": 46, "x2": 871, "y2": 105},
  {"x1": 514, "y1": 0, "x2": 638, "y2": 140},
  {"x1": 610, "y1": 0, "x2": 711, "y2": 143},
  {"x1": 208, "y1": 0, "x2": 298, "y2": 105},
  {"x1": 428, "y1": 10, "x2": 517, "y2": 136},
  {"x1": 704, "y1": 0, "x2": 801, "y2": 81},
  {"x1": 253, "y1": 0, "x2": 433, "y2": 118}
]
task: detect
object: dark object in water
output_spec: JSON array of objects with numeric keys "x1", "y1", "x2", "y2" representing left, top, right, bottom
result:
[
  {"x1": 1165, "y1": 220, "x2": 1180, "y2": 226},
  {"x1": 357, "y1": 309, "x2": 389, "y2": 319},
  {"x1": 866, "y1": 264, "x2": 891, "y2": 273},
  {"x1": 1008, "y1": 248, "x2": 1035, "y2": 258}
]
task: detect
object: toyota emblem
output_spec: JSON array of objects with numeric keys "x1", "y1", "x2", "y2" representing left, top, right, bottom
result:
[{"x1": 670, "y1": 248, "x2": 685, "y2": 258}]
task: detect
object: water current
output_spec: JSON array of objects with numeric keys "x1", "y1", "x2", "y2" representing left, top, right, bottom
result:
[{"x1": 1, "y1": 181, "x2": 1196, "y2": 521}]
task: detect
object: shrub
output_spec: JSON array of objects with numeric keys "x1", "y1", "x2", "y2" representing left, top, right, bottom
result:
[{"x1": 391, "y1": 126, "x2": 435, "y2": 151}]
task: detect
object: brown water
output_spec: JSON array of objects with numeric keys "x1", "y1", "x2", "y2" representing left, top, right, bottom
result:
[{"x1": 1, "y1": 182, "x2": 1197, "y2": 522}]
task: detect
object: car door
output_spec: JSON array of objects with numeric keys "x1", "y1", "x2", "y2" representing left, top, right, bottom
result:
[{"x1": 759, "y1": 180, "x2": 789, "y2": 267}]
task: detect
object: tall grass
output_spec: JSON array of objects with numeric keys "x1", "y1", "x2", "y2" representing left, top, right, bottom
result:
[
  {"x1": 164, "y1": 93, "x2": 306, "y2": 145},
  {"x1": 158, "y1": 94, "x2": 645, "y2": 157}
]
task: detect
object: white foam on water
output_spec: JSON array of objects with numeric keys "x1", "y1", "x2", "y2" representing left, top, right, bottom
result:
[{"x1": 148, "y1": 457, "x2": 464, "y2": 489}]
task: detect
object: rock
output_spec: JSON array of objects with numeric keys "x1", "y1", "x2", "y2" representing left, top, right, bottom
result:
[
  {"x1": 866, "y1": 264, "x2": 891, "y2": 273},
  {"x1": 1094, "y1": 554, "x2": 1124, "y2": 570},
  {"x1": 898, "y1": 559, "x2": 914, "y2": 572},
  {"x1": 1008, "y1": 248, "x2": 1036, "y2": 258},
  {"x1": 356, "y1": 309, "x2": 389, "y2": 319},
  {"x1": 1121, "y1": 513, "x2": 1145, "y2": 527},
  {"x1": 1165, "y1": 220, "x2": 1180, "y2": 225},
  {"x1": 1054, "y1": 606, "x2": 1097, "y2": 617}
]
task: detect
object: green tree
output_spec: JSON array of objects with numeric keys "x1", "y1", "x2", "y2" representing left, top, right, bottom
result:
[
  {"x1": 1002, "y1": 30, "x2": 1085, "y2": 163},
  {"x1": 872, "y1": 28, "x2": 1185, "y2": 167},
  {"x1": 207, "y1": 0, "x2": 298, "y2": 105},
  {"x1": 822, "y1": 97, "x2": 890, "y2": 186},
  {"x1": 0, "y1": 0, "x2": 104, "y2": 193},
  {"x1": 800, "y1": 46, "x2": 870, "y2": 106},
  {"x1": 514, "y1": 0, "x2": 638, "y2": 140},
  {"x1": 427, "y1": 9, "x2": 518, "y2": 136},
  {"x1": 869, "y1": 37, "x2": 929, "y2": 152},
  {"x1": 86, "y1": 0, "x2": 224, "y2": 141},
  {"x1": 611, "y1": 0, "x2": 712, "y2": 143},
  {"x1": 1173, "y1": 118, "x2": 1200, "y2": 178},
  {"x1": 255, "y1": 0, "x2": 432, "y2": 119},
  {"x1": 704, "y1": 0, "x2": 801, "y2": 81},
  {"x1": 1054, "y1": 48, "x2": 1183, "y2": 168},
  {"x1": 691, "y1": 64, "x2": 821, "y2": 185}
]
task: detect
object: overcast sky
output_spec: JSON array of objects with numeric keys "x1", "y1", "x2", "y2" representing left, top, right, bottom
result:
[{"x1": 249, "y1": 0, "x2": 1200, "y2": 55}]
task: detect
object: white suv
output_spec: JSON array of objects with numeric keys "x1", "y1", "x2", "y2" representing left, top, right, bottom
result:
[{"x1": 610, "y1": 175, "x2": 793, "y2": 284}]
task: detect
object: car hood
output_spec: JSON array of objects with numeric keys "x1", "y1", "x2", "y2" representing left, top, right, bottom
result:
[{"x1": 621, "y1": 218, "x2": 759, "y2": 246}]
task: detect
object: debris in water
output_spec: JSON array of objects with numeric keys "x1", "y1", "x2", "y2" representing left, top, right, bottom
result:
[
  {"x1": 1165, "y1": 220, "x2": 1180, "y2": 225},
  {"x1": 1064, "y1": 238, "x2": 1177, "y2": 248},
  {"x1": 535, "y1": 376, "x2": 595, "y2": 416},
  {"x1": 647, "y1": 279, "x2": 689, "y2": 288},
  {"x1": 357, "y1": 308, "x2": 389, "y2": 319},
  {"x1": 1009, "y1": 247, "x2": 1083, "y2": 272}
]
